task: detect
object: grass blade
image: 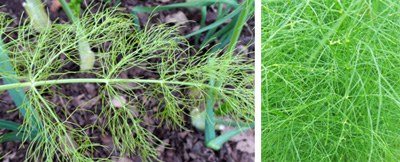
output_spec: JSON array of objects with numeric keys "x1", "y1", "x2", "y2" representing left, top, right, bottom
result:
[
  {"x1": 214, "y1": 119, "x2": 254, "y2": 127},
  {"x1": 201, "y1": 4, "x2": 227, "y2": 47},
  {"x1": 0, "y1": 132, "x2": 35, "y2": 143},
  {"x1": 132, "y1": 0, "x2": 239, "y2": 13},
  {"x1": 185, "y1": 7, "x2": 242, "y2": 38},
  {"x1": 0, "y1": 120, "x2": 26, "y2": 132},
  {"x1": 195, "y1": 6, "x2": 207, "y2": 45},
  {"x1": 226, "y1": 0, "x2": 254, "y2": 55}
]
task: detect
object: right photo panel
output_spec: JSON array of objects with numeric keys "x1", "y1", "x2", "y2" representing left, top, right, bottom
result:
[{"x1": 262, "y1": 0, "x2": 400, "y2": 161}]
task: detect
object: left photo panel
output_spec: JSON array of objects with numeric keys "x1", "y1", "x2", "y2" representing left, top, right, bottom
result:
[{"x1": 0, "y1": 0, "x2": 255, "y2": 161}]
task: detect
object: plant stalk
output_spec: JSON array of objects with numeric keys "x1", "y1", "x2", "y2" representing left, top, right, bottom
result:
[
  {"x1": 0, "y1": 78, "x2": 215, "y2": 91},
  {"x1": 59, "y1": 0, "x2": 95, "y2": 71},
  {"x1": 204, "y1": 78, "x2": 216, "y2": 144},
  {"x1": 23, "y1": 0, "x2": 51, "y2": 31},
  {"x1": 226, "y1": 0, "x2": 254, "y2": 57},
  {"x1": 206, "y1": 126, "x2": 253, "y2": 150}
]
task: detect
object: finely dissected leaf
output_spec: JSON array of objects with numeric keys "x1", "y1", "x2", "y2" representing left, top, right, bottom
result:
[
  {"x1": 0, "y1": 37, "x2": 41, "y2": 132},
  {"x1": 204, "y1": 0, "x2": 254, "y2": 147},
  {"x1": 263, "y1": 0, "x2": 400, "y2": 161},
  {"x1": 0, "y1": 7, "x2": 254, "y2": 162},
  {"x1": 214, "y1": 102, "x2": 233, "y2": 116}
]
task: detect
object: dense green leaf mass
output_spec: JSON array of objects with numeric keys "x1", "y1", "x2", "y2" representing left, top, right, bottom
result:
[
  {"x1": 262, "y1": 0, "x2": 400, "y2": 161},
  {"x1": 0, "y1": 7, "x2": 254, "y2": 162}
]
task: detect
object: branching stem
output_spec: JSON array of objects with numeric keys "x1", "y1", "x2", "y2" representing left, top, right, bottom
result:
[{"x1": 0, "y1": 78, "x2": 214, "y2": 91}]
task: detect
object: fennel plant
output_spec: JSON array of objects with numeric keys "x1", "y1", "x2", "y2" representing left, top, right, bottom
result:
[
  {"x1": 0, "y1": 6, "x2": 254, "y2": 162},
  {"x1": 132, "y1": 0, "x2": 255, "y2": 150}
]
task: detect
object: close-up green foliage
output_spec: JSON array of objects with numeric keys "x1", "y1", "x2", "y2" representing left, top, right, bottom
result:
[
  {"x1": 0, "y1": 0, "x2": 254, "y2": 161},
  {"x1": 263, "y1": 0, "x2": 400, "y2": 161}
]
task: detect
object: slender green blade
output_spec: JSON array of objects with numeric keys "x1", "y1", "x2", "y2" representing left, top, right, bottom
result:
[
  {"x1": 185, "y1": 7, "x2": 242, "y2": 38},
  {"x1": 0, "y1": 120, "x2": 25, "y2": 132},
  {"x1": 226, "y1": 0, "x2": 254, "y2": 55},
  {"x1": 201, "y1": 4, "x2": 228, "y2": 47},
  {"x1": 0, "y1": 37, "x2": 41, "y2": 131},
  {"x1": 0, "y1": 132, "x2": 35, "y2": 143},
  {"x1": 195, "y1": 6, "x2": 207, "y2": 45},
  {"x1": 214, "y1": 119, "x2": 254, "y2": 127},
  {"x1": 132, "y1": 0, "x2": 239, "y2": 13},
  {"x1": 59, "y1": 0, "x2": 79, "y2": 23},
  {"x1": 204, "y1": 80, "x2": 216, "y2": 144},
  {"x1": 206, "y1": 126, "x2": 253, "y2": 150}
]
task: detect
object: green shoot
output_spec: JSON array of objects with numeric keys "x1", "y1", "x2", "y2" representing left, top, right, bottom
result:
[
  {"x1": 0, "y1": 132, "x2": 36, "y2": 143},
  {"x1": 68, "y1": 0, "x2": 83, "y2": 18},
  {"x1": 22, "y1": 0, "x2": 51, "y2": 31},
  {"x1": 23, "y1": 0, "x2": 51, "y2": 31},
  {"x1": 132, "y1": 0, "x2": 255, "y2": 150},
  {"x1": 204, "y1": 0, "x2": 254, "y2": 149},
  {"x1": 59, "y1": 0, "x2": 95, "y2": 71},
  {"x1": 226, "y1": 0, "x2": 254, "y2": 56},
  {"x1": 131, "y1": 0, "x2": 239, "y2": 33},
  {"x1": 206, "y1": 126, "x2": 253, "y2": 150},
  {"x1": 132, "y1": 0, "x2": 239, "y2": 13},
  {"x1": 0, "y1": 119, "x2": 29, "y2": 132},
  {"x1": 184, "y1": 8, "x2": 242, "y2": 38},
  {"x1": 195, "y1": 6, "x2": 207, "y2": 45}
]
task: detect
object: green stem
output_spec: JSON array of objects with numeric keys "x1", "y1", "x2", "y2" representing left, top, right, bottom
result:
[
  {"x1": 226, "y1": 0, "x2": 254, "y2": 57},
  {"x1": 23, "y1": 0, "x2": 51, "y2": 31},
  {"x1": 205, "y1": 79, "x2": 216, "y2": 144},
  {"x1": 195, "y1": 6, "x2": 207, "y2": 45},
  {"x1": 201, "y1": 3, "x2": 225, "y2": 48},
  {"x1": 185, "y1": 7, "x2": 242, "y2": 38},
  {"x1": 214, "y1": 119, "x2": 254, "y2": 127},
  {"x1": 206, "y1": 126, "x2": 253, "y2": 150},
  {"x1": 0, "y1": 78, "x2": 215, "y2": 91},
  {"x1": 59, "y1": 0, "x2": 95, "y2": 71},
  {"x1": 59, "y1": 0, "x2": 79, "y2": 23},
  {"x1": 203, "y1": 0, "x2": 254, "y2": 148}
]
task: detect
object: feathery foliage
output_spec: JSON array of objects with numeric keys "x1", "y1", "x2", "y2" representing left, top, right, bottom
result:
[
  {"x1": 263, "y1": 0, "x2": 400, "y2": 161},
  {"x1": 0, "y1": 6, "x2": 254, "y2": 161}
]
